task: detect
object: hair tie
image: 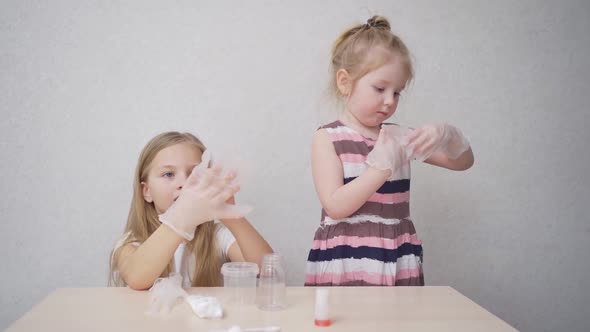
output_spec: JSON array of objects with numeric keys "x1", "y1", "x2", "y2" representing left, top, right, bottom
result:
[{"x1": 362, "y1": 19, "x2": 376, "y2": 30}]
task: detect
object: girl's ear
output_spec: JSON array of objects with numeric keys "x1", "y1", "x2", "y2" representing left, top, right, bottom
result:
[
  {"x1": 336, "y1": 68, "x2": 352, "y2": 96},
  {"x1": 141, "y1": 182, "x2": 153, "y2": 203}
]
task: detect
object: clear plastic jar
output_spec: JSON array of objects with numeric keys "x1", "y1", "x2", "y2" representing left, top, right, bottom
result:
[
  {"x1": 221, "y1": 262, "x2": 259, "y2": 305},
  {"x1": 256, "y1": 253, "x2": 287, "y2": 310}
]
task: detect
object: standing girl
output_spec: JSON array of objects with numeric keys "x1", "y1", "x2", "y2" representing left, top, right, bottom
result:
[{"x1": 305, "y1": 16, "x2": 474, "y2": 286}]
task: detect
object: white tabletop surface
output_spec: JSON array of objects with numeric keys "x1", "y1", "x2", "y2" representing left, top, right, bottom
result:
[{"x1": 7, "y1": 286, "x2": 517, "y2": 331}]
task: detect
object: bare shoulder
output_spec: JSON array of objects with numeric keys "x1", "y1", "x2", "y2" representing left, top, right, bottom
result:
[
  {"x1": 311, "y1": 128, "x2": 340, "y2": 167},
  {"x1": 311, "y1": 126, "x2": 343, "y2": 196},
  {"x1": 312, "y1": 128, "x2": 334, "y2": 152}
]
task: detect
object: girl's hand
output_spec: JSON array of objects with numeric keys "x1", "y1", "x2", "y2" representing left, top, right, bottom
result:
[
  {"x1": 366, "y1": 128, "x2": 409, "y2": 180},
  {"x1": 404, "y1": 123, "x2": 470, "y2": 161},
  {"x1": 159, "y1": 160, "x2": 252, "y2": 241}
]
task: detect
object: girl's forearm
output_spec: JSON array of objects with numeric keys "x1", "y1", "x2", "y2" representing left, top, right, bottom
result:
[
  {"x1": 117, "y1": 225, "x2": 183, "y2": 290},
  {"x1": 425, "y1": 146, "x2": 474, "y2": 171},
  {"x1": 220, "y1": 218, "x2": 273, "y2": 268},
  {"x1": 322, "y1": 167, "x2": 390, "y2": 220}
]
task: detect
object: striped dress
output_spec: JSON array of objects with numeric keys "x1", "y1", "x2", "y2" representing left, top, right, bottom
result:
[{"x1": 305, "y1": 120, "x2": 424, "y2": 286}]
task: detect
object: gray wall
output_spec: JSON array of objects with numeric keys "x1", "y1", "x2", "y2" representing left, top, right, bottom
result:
[{"x1": 1, "y1": 1, "x2": 589, "y2": 331}]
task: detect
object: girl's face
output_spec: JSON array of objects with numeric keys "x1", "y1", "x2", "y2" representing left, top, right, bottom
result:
[
  {"x1": 344, "y1": 57, "x2": 409, "y2": 130},
  {"x1": 141, "y1": 142, "x2": 203, "y2": 214}
]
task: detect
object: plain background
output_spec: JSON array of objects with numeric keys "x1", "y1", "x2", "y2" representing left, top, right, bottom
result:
[{"x1": 1, "y1": 1, "x2": 589, "y2": 331}]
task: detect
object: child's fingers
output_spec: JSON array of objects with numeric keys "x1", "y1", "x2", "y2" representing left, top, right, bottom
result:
[
  {"x1": 223, "y1": 170, "x2": 238, "y2": 186},
  {"x1": 205, "y1": 171, "x2": 237, "y2": 197},
  {"x1": 185, "y1": 165, "x2": 203, "y2": 187},
  {"x1": 203, "y1": 182, "x2": 226, "y2": 199},
  {"x1": 413, "y1": 133, "x2": 431, "y2": 150},
  {"x1": 185, "y1": 150, "x2": 213, "y2": 186},
  {"x1": 197, "y1": 149, "x2": 212, "y2": 170},
  {"x1": 413, "y1": 136, "x2": 439, "y2": 159},
  {"x1": 216, "y1": 184, "x2": 240, "y2": 203},
  {"x1": 408, "y1": 132, "x2": 429, "y2": 153},
  {"x1": 195, "y1": 165, "x2": 222, "y2": 191},
  {"x1": 210, "y1": 164, "x2": 223, "y2": 176},
  {"x1": 204, "y1": 178, "x2": 234, "y2": 199},
  {"x1": 225, "y1": 195, "x2": 236, "y2": 205},
  {"x1": 405, "y1": 128, "x2": 422, "y2": 145},
  {"x1": 225, "y1": 169, "x2": 237, "y2": 180},
  {"x1": 406, "y1": 132, "x2": 432, "y2": 159},
  {"x1": 376, "y1": 128, "x2": 395, "y2": 153}
]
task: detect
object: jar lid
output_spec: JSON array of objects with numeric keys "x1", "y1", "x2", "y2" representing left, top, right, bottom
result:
[
  {"x1": 221, "y1": 262, "x2": 259, "y2": 277},
  {"x1": 262, "y1": 253, "x2": 283, "y2": 265}
]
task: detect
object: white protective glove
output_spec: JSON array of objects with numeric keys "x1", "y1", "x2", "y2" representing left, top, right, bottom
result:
[
  {"x1": 185, "y1": 295, "x2": 223, "y2": 319},
  {"x1": 365, "y1": 126, "x2": 410, "y2": 180},
  {"x1": 146, "y1": 273, "x2": 188, "y2": 314},
  {"x1": 146, "y1": 274, "x2": 225, "y2": 319},
  {"x1": 402, "y1": 123, "x2": 470, "y2": 161},
  {"x1": 159, "y1": 150, "x2": 253, "y2": 241}
]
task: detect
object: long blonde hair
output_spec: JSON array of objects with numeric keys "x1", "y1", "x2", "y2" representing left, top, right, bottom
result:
[
  {"x1": 109, "y1": 131, "x2": 222, "y2": 287},
  {"x1": 330, "y1": 15, "x2": 414, "y2": 98}
]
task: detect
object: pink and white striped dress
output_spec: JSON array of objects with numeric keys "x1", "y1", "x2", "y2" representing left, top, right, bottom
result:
[{"x1": 305, "y1": 120, "x2": 424, "y2": 286}]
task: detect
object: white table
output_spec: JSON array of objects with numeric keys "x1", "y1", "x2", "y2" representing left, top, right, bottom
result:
[{"x1": 7, "y1": 286, "x2": 516, "y2": 331}]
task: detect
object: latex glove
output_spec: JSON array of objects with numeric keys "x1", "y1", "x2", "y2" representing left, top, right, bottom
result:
[
  {"x1": 403, "y1": 123, "x2": 470, "y2": 161},
  {"x1": 185, "y1": 295, "x2": 223, "y2": 319},
  {"x1": 366, "y1": 127, "x2": 409, "y2": 180},
  {"x1": 159, "y1": 150, "x2": 253, "y2": 241},
  {"x1": 146, "y1": 273, "x2": 188, "y2": 314},
  {"x1": 146, "y1": 274, "x2": 227, "y2": 319}
]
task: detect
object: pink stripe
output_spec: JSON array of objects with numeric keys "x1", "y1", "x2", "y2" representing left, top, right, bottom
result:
[
  {"x1": 311, "y1": 234, "x2": 422, "y2": 250},
  {"x1": 367, "y1": 191, "x2": 410, "y2": 204},
  {"x1": 305, "y1": 268, "x2": 422, "y2": 286},
  {"x1": 329, "y1": 132, "x2": 365, "y2": 142},
  {"x1": 339, "y1": 153, "x2": 366, "y2": 163},
  {"x1": 396, "y1": 268, "x2": 422, "y2": 280}
]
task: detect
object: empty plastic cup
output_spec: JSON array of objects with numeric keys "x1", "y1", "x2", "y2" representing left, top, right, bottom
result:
[{"x1": 221, "y1": 262, "x2": 259, "y2": 305}]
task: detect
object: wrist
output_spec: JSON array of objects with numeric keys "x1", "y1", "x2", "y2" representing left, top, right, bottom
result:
[
  {"x1": 366, "y1": 166, "x2": 391, "y2": 180},
  {"x1": 158, "y1": 223, "x2": 191, "y2": 244},
  {"x1": 159, "y1": 213, "x2": 196, "y2": 241}
]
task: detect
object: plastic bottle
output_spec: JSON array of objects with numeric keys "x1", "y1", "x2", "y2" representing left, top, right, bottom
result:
[{"x1": 256, "y1": 253, "x2": 286, "y2": 310}]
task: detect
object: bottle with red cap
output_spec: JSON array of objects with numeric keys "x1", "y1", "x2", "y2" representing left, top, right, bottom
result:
[{"x1": 314, "y1": 288, "x2": 331, "y2": 327}]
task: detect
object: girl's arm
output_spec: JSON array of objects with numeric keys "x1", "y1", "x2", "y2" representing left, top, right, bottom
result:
[
  {"x1": 312, "y1": 129, "x2": 391, "y2": 220},
  {"x1": 423, "y1": 147, "x2": 474, "y2": 170},
  {"x1": 220, "y1": 198, "x2": 274, "y2": 268},
  {"x1": 406, "y1": 123, "x2": 474, "y2": 170},
  {"x1": 114, "y1": 225, "x2": 184, "y2": 290},
  {"x1": 221, "y1": 218, "x2": 273, "y2": 267}
]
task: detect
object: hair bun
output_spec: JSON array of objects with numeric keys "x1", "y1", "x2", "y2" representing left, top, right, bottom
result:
[{"x1": 363, "y1": 15, "x2": 391, "y2": 31}]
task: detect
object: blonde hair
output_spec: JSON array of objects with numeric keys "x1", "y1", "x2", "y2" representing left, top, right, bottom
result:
[
  {"x1": 330, "y1": 15, "x2": 413, "y2": 98},
  {"x1": 109, "y1": 131, "x2": 222, "y2": 287}
]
